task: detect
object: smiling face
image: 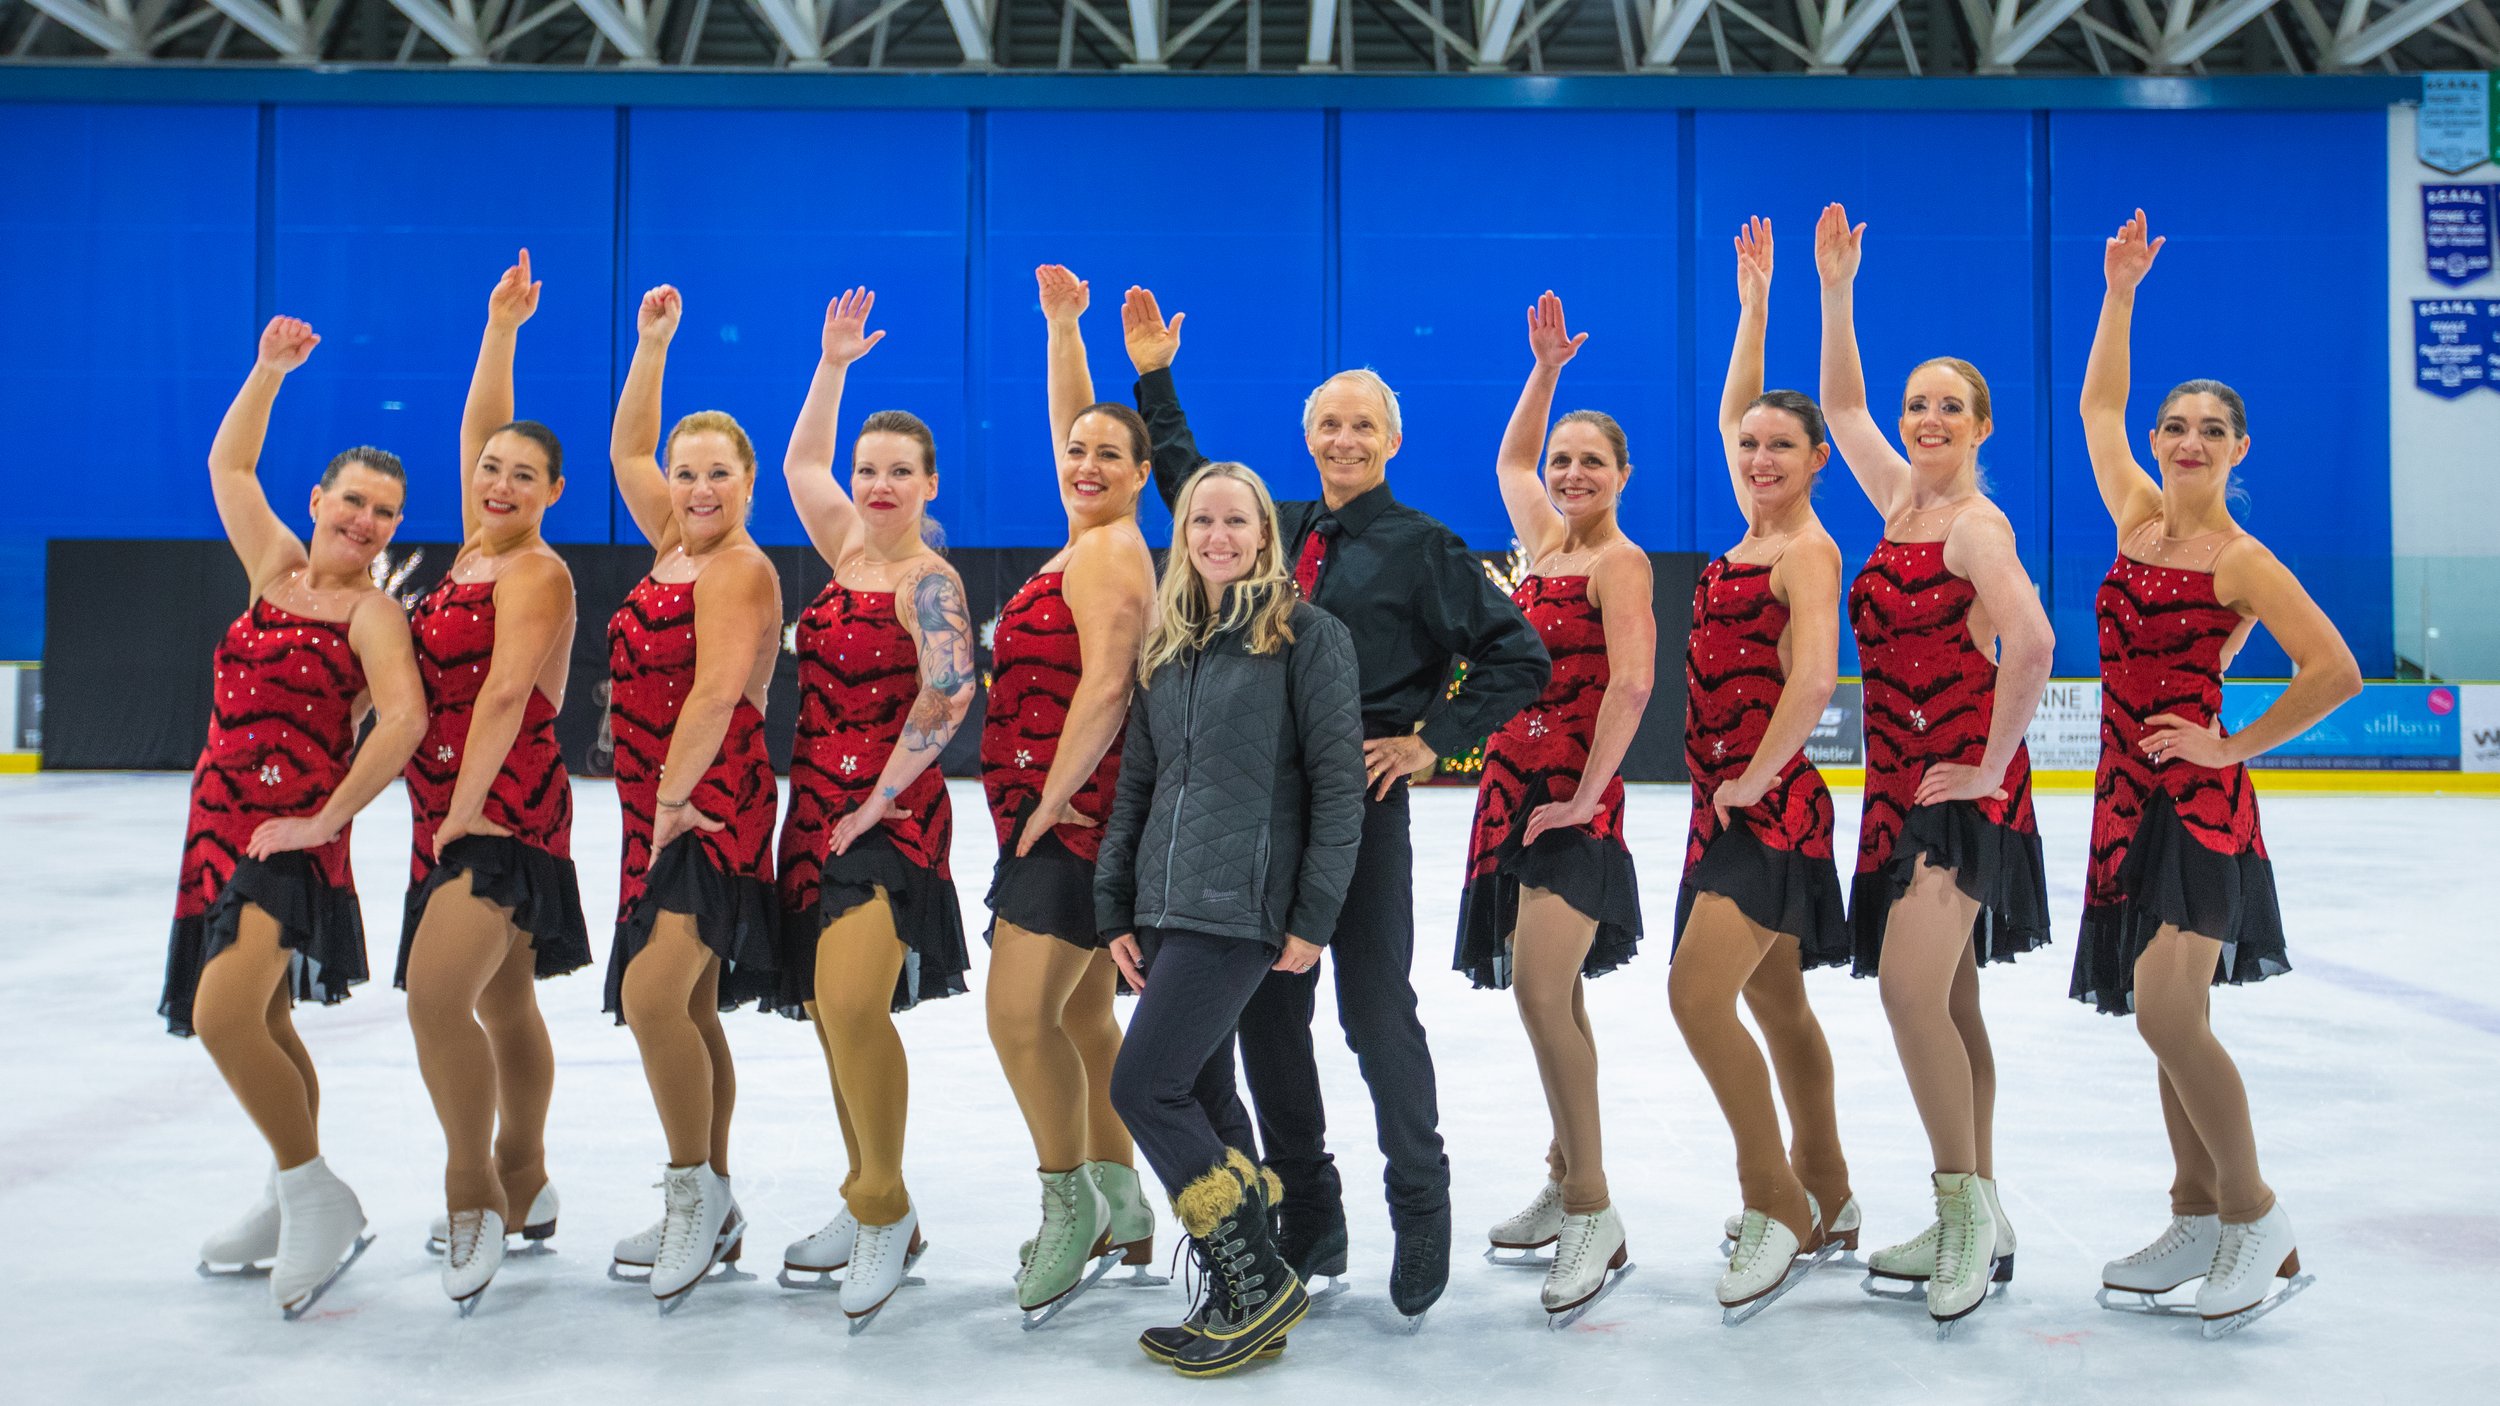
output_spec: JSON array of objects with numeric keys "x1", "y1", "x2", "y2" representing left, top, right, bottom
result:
[
  {"x1": 667, "y1": 429, "x2": 752, "y2": 549},
  {"x1": 1898, "y1": 361, "x2": 1991, "y2": 472},
  {"x1": 2147, "y1": 390, "x2": 2250, "y2": 488},
  {"x1": 1303, "y1": 376, "x2": 1401, "y2": 503},
  {"x1": 473, "y1": 429, "x2": 562, "y2": 538},
  {"x1": 306, "y1": 462, "x2": 405, "y2": 575},
  {"x1": 851, "y1": 429, "x2": 937, "y2": 532},
  {"x1": 1184, "y1": 473, "x2": 1270, "y2": 599},
  {"x1": 1543, "y1": 419, "x2": 1627, "y2": 523},
  {"x1": 1061, "y1": 409, "x2": 1148, "y2": 528},
  {"x1": 1735, "y1": 403, "x2": 1829, "y2": 520}
]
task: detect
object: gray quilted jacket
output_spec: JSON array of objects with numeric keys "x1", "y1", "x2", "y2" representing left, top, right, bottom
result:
[{"x1": 1094, "y1": 600, "x2": 1365, "y2": 948}]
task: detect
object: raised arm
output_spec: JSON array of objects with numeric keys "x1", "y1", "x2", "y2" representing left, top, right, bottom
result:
[
  {"x1": 246, "y1": 595, "x2": 427, "y2": 859},
  {"x1": 1524, "y1": 545, "x2": 1656, "y2": 844},
  {"x1": 1494, "y1": 292, "x2": 1579, "y2": 561},
  {"x1": 1039, "y1": 265, "x2": 1094, "y2": 458},
  {"x1": 1122, "y1": 285, "x2": 1205, "y2": 511},
  {"x1": 461, "y1": 250, "x2": 541, "y2": 540},
  {"x1": 1711, "y1": 537, "x2": 1843, "y2": 825},
  {"x1": 430, "y1": 554, "x2": 572, "y2": 857},
  {"x1": 211, "y1": 317, "x2": 319, "y2": 598},
  {"x1": 1720, "y1": 217, "x2": 1774, "y2": 526},
  {"x1": 1923, "y1": 514, "x2": 2055, "y2": 806},
  {"x1": 2081, "y1": 210, "x2": 2166, "y2": 534},
  {"x1": 829, "y1": 560, "x2": 977, "y2": 856},
  {"x1": 611, "y1": 285, "x2": 683, "y2": 549},
  {"x1": 784, "y1": 288, "x2": 884, "y2": 568},
  {"x1": 1015, "y1": 527, "x2": 1153, "y2": 857},
  {"x1": 1814, "y1": 203, "x2": 1913, "y2": 517},
  {"x1": 650, "y1": 554, "x2": 775, "y2": 851},
  {"x1": 2146, "y1": 542, "x2": 2362, "y2": 769}
]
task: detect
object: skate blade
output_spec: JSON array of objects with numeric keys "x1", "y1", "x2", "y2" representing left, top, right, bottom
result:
[
  {"x1": 454, "y1": 1283, "x2": 488, "y2": 1319},
  {"x1": 1400, "y1": 1309, "x2": 1428, "y2": 1335},
  {"x1": 280, "y1": 1233, "x2": 375, "y2": 1321},
  {"x1": 1548, "y1": 1261, "x2": 1635, "y2": 1330},
  {"x1": 607, "y1": 1261, "x2": 653, "y2": 1283},
  {"x1": 1302, "y1": 1274, "x2": 1349, "y2": 1304},
  {"x1": 1721, "y1": 1240, "x2": 1843, "y2": 1326},
  {"x1": 1486, "y1": 1245, "x2": 1555, "y2": 1270},
  {"x1": 197, "y1": 1258, "x2": 274, "y2": 1279},
  {"x1": 2199, "y1": 1272, "x2": 2315, "y2": 1340},
  {"x1": 1020, "y1": 1251, "x2": 1126, "y2": 1331},
  {"x1": 2096, "y1": 1286, "x2": 2199, "y2": 1317},
  {"x1": 778, "y1": 1265, "x2": 844, "y2": 1291},
  {"x1": 1861, "y1": 1271, "x2": 1927, "y2": 1303},
  {"x1": 843, "y1": 1281, "x2": 926, "y2": 1337}
]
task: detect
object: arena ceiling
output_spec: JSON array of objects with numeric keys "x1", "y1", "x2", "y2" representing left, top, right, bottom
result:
[{"x1": 2, "y1": 0, "x2": 2493, "y2": 76}]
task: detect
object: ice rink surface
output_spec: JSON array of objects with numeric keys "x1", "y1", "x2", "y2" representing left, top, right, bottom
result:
[{"x1": 4, "y1": 774, "x2": 2495, "y2": 1405}]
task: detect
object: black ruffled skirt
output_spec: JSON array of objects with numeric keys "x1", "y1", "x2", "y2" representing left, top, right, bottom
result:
[
  {"x1": 775, "y1": 829, "x2": 972, "y2": 1016},
  {"x1": 987, "y1": 829, "x2": 1107, "y2": 952},
  {"x1": 1453, "y1": 828, "x2": 1643, "y2": 991},
  {"x1": 1850, "y1": 800, "x2": 2052, "y2": 977},
  {"x1": 161, "y1": 853, "x2": 368, "y2": 1038},
  {"x1": 603, "y1": 837, "x2": 780, "y2": 1022},
  {"x1": 396, "y1": 836, "x2": 594, "y2": 988},
  {"x1": 1673, "y1": 824, "x2": 1852, "y2": 969},
  {"x1": 2070, "y1": 790, "x2": 2289, "y2": 1016}
]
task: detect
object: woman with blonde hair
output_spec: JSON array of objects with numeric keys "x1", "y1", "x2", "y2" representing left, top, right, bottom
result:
[{"x1": 1098, "y1": 461, "x2": 1365, "y2": 1375}]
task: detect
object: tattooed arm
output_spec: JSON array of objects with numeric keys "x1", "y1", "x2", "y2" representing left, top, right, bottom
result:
[{"x1": 827, "y1": 559, "x2": 977, "y2": 856}]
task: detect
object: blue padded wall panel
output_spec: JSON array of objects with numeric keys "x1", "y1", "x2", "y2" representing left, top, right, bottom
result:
[
  {"x1": 269, "y1": 106, "x2": 618, "y2": 546},
  {"x1": 621, "y1": 109, "x2": 969, "y2": 550},
  {"x1": 1693, "y1": 111, "x2": 2042, "y2": 677},
  {"x1": 2046, "y1": 110, "x2": 2389, "y2": 677},
  {"x1": 1339, "y1": 111, "x2": 1682, "y2": 552},
  {"x1": 982, "y1": 110, "x2": 1326, "y2": 545},
  {"x1": 1, "y1": 103, "x2": 258, "y2": 658}
]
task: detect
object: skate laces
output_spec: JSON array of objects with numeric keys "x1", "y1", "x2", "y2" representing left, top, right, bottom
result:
[
  {"x1": 1502, "y1": 1181, "x2": 1560, "y2": 1237},
  {"x1": 2122, "y1": 1216, "x2": 2201, "y2": 1267},
  {"x1": 2210, "y1": 1220, "x2": 2252, "y2": 1284},
  {"x1": 657, "y1": 1174, "x2": 703, "y2": 1267},
  {"x1": 1727, "y1": 1210, "x2": 1774, "y2": 1276},
  {"x1": 1032, "y1": 1175, "x2": 1083, "y2": 1266},
  {"x1": 446, "y1": 1209, "x2": 488, "y2": 1268},
  {"x1": 1935, "y1": 1191, "x2": 1976, "y2": 1283}
]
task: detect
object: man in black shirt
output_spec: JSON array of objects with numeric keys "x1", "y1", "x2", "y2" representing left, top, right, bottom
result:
[{"x1": 1122, "y1": 288, "x2": 1551, "y2": 1318}]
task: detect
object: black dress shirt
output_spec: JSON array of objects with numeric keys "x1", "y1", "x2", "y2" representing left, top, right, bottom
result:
[{"x1": 1134, "y1": 367, "x2": 1551, "y2": 759}]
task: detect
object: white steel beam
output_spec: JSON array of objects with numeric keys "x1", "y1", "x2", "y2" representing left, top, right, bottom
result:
[
  {"x1": 204, "y1": 0, "x2": 311, "y2": 52},
  {"x1": 936, "y1": 0, "x2": 992, "y2": 62},
  {"x1": 2334, "y1": 0, "x2": 2474, "y2": 61},
  {"x1": 1988, "y1": 0, "x2": 2095, "y2": 64},
  {"x1": 22, "y1": 0, "x2": 141, "y2": 52},
  {"x1": 568, "y1": 0, "x2": 654, "y2": 61},
  {"x1": 1125, "y1": 0, "x2": 1161, "y2": 63},
  {"x1": 1643, "y1": 0, "x2": 1714, "y2": 64},
  {"x1": 2155, "y1": 0, "x2": 2283, "y2": 67},
  {"x1": 1477, "y1": 0, "x2": 1531, "y2": 64},
  {"x1": 1813, "y1": 0, "x2": 1903, "y2": 65},
  {"x1": 1307, "y1": 0, "x2": 1338, "y2": 64},
  {"x1": 745, "y1": 0, "x2": 821, "y2": 60},
  {"x1": 382, "y1": 0, "x2": 486, "y2": 56}
]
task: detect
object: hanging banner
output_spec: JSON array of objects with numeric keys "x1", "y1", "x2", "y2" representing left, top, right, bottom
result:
[
  {"x1": 2423, "y1": 184, "x2": 2495, "y2": 287},
  {"x1": 2421, "y1": 73, "x2": 2495, "y2": 174},
  {"x1": 2414, "y1": 299, "x2": 2495, "y2": 397}
]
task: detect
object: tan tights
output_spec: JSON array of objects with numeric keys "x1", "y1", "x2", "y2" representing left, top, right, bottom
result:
[
  {"x1": 193, "y1": 906, "x2": 321, "y2": 1169},
  {"x1": 405, "y1": 872, "x2": 556, "y2": 1221},
  {"x1": 1877, "y1": 857, "x2": 1997, "y2": 1178},
  {"x1": 809, "y1": 893, "x2": 912, "y2": 1226},
  {"x1": 1669, "y1": 894, "x2": 1854, "y2": 1242},
  {"x1": 986, "y1": 921, "x2": 1133, "y2": 1176},
  {"x1": 620, "y1": 913, "x2": 735, "y2": 1175},
  {"x1": 1511, "y1": 887, "x2": 1609, "y2": 1215},
  {"x1": 2136, "y1": 926, "x2": 2274, "y2": 1224}
]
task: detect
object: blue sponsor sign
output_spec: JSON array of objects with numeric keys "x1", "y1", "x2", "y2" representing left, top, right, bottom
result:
[
  {"x1": 2421, "y1": 73, "x2": 2494, "y2": 174},
  {"x1": 2414, "y1": 299, "x2": 2495, "y2": 398},
  {"x1": 2222, "y1": 682, "x2": 2461, "y2": 771},
  {"x1": 2424, "y1": 183, "x2": 2495, "y2": 287}
]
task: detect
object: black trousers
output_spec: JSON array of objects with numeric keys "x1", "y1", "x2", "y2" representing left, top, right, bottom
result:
[
  {"x1": 1234, "y1": 785, "x2": 1449, "y2": 1226},
  {"x1": 1110, "y1": 929, "x2": 1278, "y2": 1201}
]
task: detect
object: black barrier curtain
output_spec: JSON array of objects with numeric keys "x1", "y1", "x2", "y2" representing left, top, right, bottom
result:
[{"x1": 45, "y1": 540, "x2": 1704, "y2": 785}]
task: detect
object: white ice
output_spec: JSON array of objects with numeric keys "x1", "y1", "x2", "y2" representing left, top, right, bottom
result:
[{"x1": 5, "y1": 774, "x2": 2496, "y2": 1405}]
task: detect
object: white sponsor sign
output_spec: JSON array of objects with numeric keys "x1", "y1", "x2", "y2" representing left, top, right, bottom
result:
[
  {"x1": 2462, "y1": 683, "x2": 2500, "y2": 773},
  {"x1": 2025, "y1": 679, "x2": 2103, "y2": 772}
]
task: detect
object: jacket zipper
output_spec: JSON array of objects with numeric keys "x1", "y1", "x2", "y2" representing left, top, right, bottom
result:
[{"x1": 1160, "y1": 649, "x2": 1203, "y2": 917}]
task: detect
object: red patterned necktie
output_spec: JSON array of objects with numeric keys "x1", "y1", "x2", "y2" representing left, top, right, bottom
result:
[{"x1": 1294, "y1": 518, "x2": 1339, "y2": 600}]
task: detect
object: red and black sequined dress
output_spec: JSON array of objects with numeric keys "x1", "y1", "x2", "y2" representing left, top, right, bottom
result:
[
  {"x1": 398, "y1": 575, "x2": 590, "y2": 986},
  {"x1": 1453, "y1": 575, "x2": 1642, "y2": 988},
  {"x1": 604, "y1": 575, "x2": 779, "y2": 1016},
  {"x1": 160, "y1": 599, "x2": 371, "y2": 1036},
  {"x1": 980, "y1": 571, "x2": 1124, "y2": 950},
  {"x1": 1673, "y1": 557, "x2": 1850, "y2": 965},
  {"x1": 776, "y1": 580, "x2": 970, "y2": 1013},
  {"x1": 1847, "y1": 536, "x2": 2051, "y2": 973},
  {"x1": 2071, "y1": 528, "x2": 2284, "y2": 1015}
]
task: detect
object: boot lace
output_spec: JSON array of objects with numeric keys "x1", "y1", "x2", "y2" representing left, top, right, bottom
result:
[
  {"x1": 1726, "y1": 1210, "x2": 1775, "y2": 1278},
  {"x1": 1935, "y1": 1189, "x2": 1975, "y2": 1287},
  {"x1": 2118, "y1": 1216, "x2": 2202, "y2": 1267},
  {"x1": 1026, "y1": 1176, "x2": 1086, "y2": 1283},
  {"x1": 1498, "y1": 1182, "x2": 1561, "y2": 1240},
  {"x1": 656, "y1": 1174, "x2": 703, "y2": 1270},
  {"x1": 446, "y1": 1209, "x2": 488, "y2": 1270},
  {"x1": 2208, "y1": 1220, "x2": 2254, "y2": 1286}
]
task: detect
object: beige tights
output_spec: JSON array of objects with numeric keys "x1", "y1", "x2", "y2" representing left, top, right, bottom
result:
[
  {"x1": 2135, "y1": 927, "x2": 2274, "y2": 1223},
  {"x1": 1877, "y1": 857, "x2": 1998, "y2": 1178},
  {"x1": 405, "y1": 871, "x2": 556, "y2": 1220},
  {"x1": 620, "y1": 913, "x2": 735, "y2": 1174},
  {"x1": 811, "y1": 893, "x2": 912, "y2": 1226},
  {"x1": 1511, "y1": 886, "x2": 1609, "y2": 1215},
  {"x1": 986, "y1": 921, "x2": 1133, "y2": 1174},
  {"x1": 193, "y1": 906, "x2": 321, "y2": 1169}
]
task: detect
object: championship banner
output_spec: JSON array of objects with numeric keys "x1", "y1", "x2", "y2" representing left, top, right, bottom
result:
[
  {"x1": 2423, "y1": 184, "x2": 2495, "y2": 287},
  {"x1": 2225, "y1": 682, "x2": 2461, "y2": 771},
  {"x1": 2413, "y1": 299, "x2": 2496, "y2": 398},
  {"x1": 2421, "y1": 73, "x2": 2495, "y2": 174}
]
